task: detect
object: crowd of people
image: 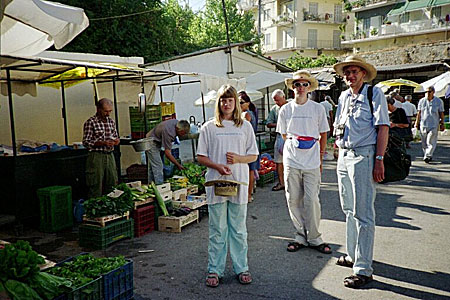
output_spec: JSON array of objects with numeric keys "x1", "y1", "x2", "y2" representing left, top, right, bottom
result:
[{"x1": 81, "y1": 55, "x2": 446, "y2": 291}]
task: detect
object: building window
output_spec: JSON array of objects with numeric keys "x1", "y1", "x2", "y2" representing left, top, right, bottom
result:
[
  {"x1": 333, "y1": 30, "x2": 341, "y2": 49},
  {"x1": 265, "y1": 33, "x2": 271, "y2": 45},
  {"x1": 334, "y1": 4, "x2": 342, "y2": 22},
  {"x1": 308, "y1": 29, "x2": 317, "y2": 48},
  {"x1": 263, "y1": 9, "x2": 271, "y2": 21},
  {"x1": 309, "y1": 2, "x2": 318, "y2": 17},
  {"x1": 283, "y1": 29, "x2": 294, "y2": 48},
  {"x1": 431, "y1": 6, "x2": 441, "y2": 18},
  {"x1": 400, "y1": 12, "x2": 409, "y2": 24}
]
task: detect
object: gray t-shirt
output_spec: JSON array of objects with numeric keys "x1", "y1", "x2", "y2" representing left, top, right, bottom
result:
[
  {"x1": 148, "y1": 119, "x2": 178, "y2": 150},
  {"x1": 418, "y1": 96, "x2": 444, "y2": 129}
]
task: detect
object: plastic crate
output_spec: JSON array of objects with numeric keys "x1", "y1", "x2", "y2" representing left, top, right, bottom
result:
[
  {"x1": 102, "y1": 259, "x2": 134, "y2": 300},
  {"x1": 159, "y1": 102, "x2": 175, "y2": 116},
  {"x1": 256, "y1": 171, "x2": 275, "y2": 187},
  {"x1": 131, "y1": 132, "x2": 146, "y2": 140},
  {"x1": 129, "y1": 105, "x2": 161, "y2": 119},
  {"x1": 198, "y1": 205, "x2": 209, "y2": 221},
  {"x1": 132, "y1": 205, "x2": 155, "y2": 237},
  {"x1": 50, "y1": 275, "x2": 102, "y2": 300},
  {"x1": 154, "y1": 200, "x2": 172, "y2": 230},
  {"x1": 37, "y1": 186, "x2": 73, "y2": 232},
  {"x1": 162, "y1": 113, "x2": 176, "y2": 121},
  {"x1": 79, "y1": 219, "x2": 134, "y2": 250}
]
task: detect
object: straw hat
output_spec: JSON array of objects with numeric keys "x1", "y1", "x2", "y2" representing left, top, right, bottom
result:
[
  {"x1": 285, "y1": 70, "x2": 319, "y2": 91},
  {"x1": 333, "y1": 55, "x2": 377, "y2": 82}
]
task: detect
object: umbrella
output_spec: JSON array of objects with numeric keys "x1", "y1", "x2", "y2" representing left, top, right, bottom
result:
[
  {"x1": 375, "y1": 78, "x2": 421, "y2": 93},
  {"x1": 414, "y1": 71, "x2": 450, "y2": 98},
  {"x1": 1, "y1": 0, "x2": 89, "y2": 56},
  {"x1": 194, "y1": 89, "x2": 263, "y2": 107}
]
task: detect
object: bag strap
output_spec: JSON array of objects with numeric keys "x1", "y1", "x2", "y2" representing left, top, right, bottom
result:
[{"x1": 367, "y1": 85, "x2": 374, "y2": 115}]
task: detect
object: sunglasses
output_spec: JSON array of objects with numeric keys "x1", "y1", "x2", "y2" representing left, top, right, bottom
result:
[
  {"x1": 240, "y1": 101, "x2": 245, "y2": 104},
  {"x1": 293, "y1": 82, "x2": 310, "y2": 88}
]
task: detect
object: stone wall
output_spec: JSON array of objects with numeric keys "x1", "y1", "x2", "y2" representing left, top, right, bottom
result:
[{"x1": 343, "y1": 40, "x2": 450, "y2": 66}]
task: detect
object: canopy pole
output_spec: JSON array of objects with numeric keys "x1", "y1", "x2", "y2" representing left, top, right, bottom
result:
[
  {"x1": 60, "y1": 82, "x2": 69, "y2": 146},
  {"x1": 201, "y1": 92, "x2": 206, "y2": 124},
  {"x1": 6, "y1": 69, "x2": 17, "y2": 157},
  {"x1": 112, "y1": 75, "x2": 122, "y2": 179}
]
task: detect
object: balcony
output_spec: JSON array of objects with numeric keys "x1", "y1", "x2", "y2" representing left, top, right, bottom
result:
[
  {"x1": 296, "y1": 39, "x2": 346, "y2": 50},
  {"x1": 239, "y1": 0, "x2": 258, "y2": 11},
  {"x1": 351, "y1": 0, "x2": 398, "y2": 12},
  {"x1": 273, "y1": 13, "x2": 295, "y2": 26},
  {"x1": 303, "y1": 11, "x2": 345, "y2": 24},
  {"x1": 344, "y1": 17, "x2": 450, "y2": 42}
]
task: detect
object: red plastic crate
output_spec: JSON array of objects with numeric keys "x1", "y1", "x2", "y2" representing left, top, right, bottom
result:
[
  {"x1": 162, "y1": 113, "x2": 176, "y2": 121},
  {"x1": 132, "y1": 205, "x2": 155, "y2": 237},
  {"x1": 131, "y1": 132, "x2": 146, "y2": 139}
]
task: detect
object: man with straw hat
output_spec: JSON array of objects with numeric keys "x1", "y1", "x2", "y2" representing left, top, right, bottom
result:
[
  {"x1": 277, "y1": 71, "x2": 331, "y2": 255},
  {"x1": 333, "y1": 56, "x2": 389, "y2": 288}
]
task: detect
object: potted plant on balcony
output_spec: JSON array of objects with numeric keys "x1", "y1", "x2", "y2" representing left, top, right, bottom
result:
[{"x1": 370, "y1": 28, "x2": 378, "y2": 36}]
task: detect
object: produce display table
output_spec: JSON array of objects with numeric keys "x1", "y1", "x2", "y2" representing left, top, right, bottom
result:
[{"x1": 0, "y1": 149, "x2": 88, "y2": 223}]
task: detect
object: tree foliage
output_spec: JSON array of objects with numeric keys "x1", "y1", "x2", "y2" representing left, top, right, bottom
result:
[
  {"x1": 56, "y1": 0, "x2": 259, "y2": 63},
  {"x1": 285, "y1": 53, "x2": 338, "y2": 70}
]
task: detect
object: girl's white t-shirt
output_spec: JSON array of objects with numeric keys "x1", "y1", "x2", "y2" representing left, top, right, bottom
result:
[
  {"x1": 197, "y1": 119, "x2": 259, "y2": 204},
  {"x1": 276, "y1": 100, "x2": 329, "y2": 170}
]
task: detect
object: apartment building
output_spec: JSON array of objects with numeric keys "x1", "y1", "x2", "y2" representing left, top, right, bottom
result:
[
  {"x1": 343, "y1": 0, "x2": 450, "y2": 52},
  {"x1": 239, "y1": 0, "x2": 350, "y2": 62}
]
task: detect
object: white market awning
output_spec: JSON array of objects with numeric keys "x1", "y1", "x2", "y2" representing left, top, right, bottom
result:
[
  {"x1": 1, "y1": 0, "x2": 89, "y2": 56},
  {"x1": 245, "y1": 70, "x2": 292, "y2": 91},
  {"x1": 415, "y1": 71, "x2": 450, "y2": 97}
]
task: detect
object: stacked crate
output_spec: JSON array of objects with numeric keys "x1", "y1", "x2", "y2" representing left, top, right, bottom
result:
[
  {"x1": 79, "y1": 218, "x2": 134, "y2": 250},
  {"x1": 129, "y1": 105, "x2": 162, "y2": 139},
  {"x1": 132, "y1": 204, "x2": 155, "y2": 237},
  {"x1": 37, "y1": 186, "x2": 73, "y2": 232},
  {"x1": 160, "y1": 102, "x2": 176, "y2": 121}
]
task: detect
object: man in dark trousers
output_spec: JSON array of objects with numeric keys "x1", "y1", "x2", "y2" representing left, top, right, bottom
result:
[{"x1": 82, "y1": 98, "x2": 120, "y2": 199}]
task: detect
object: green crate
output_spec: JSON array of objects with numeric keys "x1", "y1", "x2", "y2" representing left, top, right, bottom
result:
[
  {"x1": 129, "y1": 105, "x2": 161, "y2": 119},
  {"x1": 79, "y1": 219, "x2": 134, "y2": 250},
  {"x1": 154, "y1": 200, "x2": 172, "y2": 230},
  {"x1": 37, "y1": 186, "x2": 73, "y2": 232},
  {"x1": 257, "y1": 171, "x2": 275, "y2": 187},
  {"x1": 445, "y1": 123, "x2": 450, "y2": 129}
]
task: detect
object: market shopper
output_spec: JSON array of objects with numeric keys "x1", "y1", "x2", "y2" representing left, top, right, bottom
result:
[
  {"x1": 82, "y1": 98, "x2": 120, "y2": 199},
  {"x1": 333, "y1": 55, "x2": 389, "y2": 288},
  {"x1": 239, "y1": 90, "x2": 259, "y2": 202},
  {"x1": 386, "y1": 96, "x2": 411, "y2": 141},
  {"x1": 415, "y1": 86, "x2": 445, "y2": 163},
  {"x1": 277, "y1": 71, "x2": 331, "y2": 255},
  {"x1": 266, "y1": 89, "x2": 288, "y2": 191},
  {"x1": 145, "y1": 119, "x2": 190, "y2": 184},
  {"x1": 197, "y1": 84, "x2": 259, "y2": 288},
  {"x1": 402, "y1": 95, "x2": 417, "y2": 148}
]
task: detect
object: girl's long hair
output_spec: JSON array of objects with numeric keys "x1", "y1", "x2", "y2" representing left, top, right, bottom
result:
[
  {"x1": 214, "y1": 84, "x2": 243, "y2": 127},
  {"x1": 238, "y1": 90, "x2": 258, "y2": 125}
]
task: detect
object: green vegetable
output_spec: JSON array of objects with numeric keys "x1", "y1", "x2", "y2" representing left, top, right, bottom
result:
[
  {"x1": 83, "y1": 183, "x2": 135, "y2": 218},
  {"x1": 4, "y1": 279, "x2": 42, "y2": 300},
  {"x1": 28, "y1": 272, "x2": 71, "y2": 300},
  {"x1": 174, "y1": 163, "x2": 206, "y2": 192},
  {"x1": 151, "y1": 182, "x2": 168, "y2": 216},
  {"x1": 0, "y1": 241, "x2": 45, "y2": 282}
]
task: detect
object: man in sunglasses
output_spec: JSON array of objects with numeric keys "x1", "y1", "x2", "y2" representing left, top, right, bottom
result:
[
  {"x1": 277, "y1": 71, "x2": 331, "y2": 256},
  {"x1": 415, "y1": 86, "x2": 445, "y2": 163},
  {"x1": 333, "y1": 56, "x2": 389, "y2": 288}
]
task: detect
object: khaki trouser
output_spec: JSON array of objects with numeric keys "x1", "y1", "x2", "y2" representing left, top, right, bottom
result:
[
  {"x1": 86, "y1": 151, "x2": 118, "y2": 199},
  {"x1": 284, "y1": 166, "x2": 323, "y2": 246}
]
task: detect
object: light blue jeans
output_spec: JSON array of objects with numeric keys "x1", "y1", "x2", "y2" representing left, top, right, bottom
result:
[
  {"x1": 337, "y1": 145, "x2": 376, "y2": 277},
  {"x1": 208, "y1": 202, "x2": 248, "y2": 277},
  {"x1": 145, "y1": 140, "x2": 164, "y2": 184}
]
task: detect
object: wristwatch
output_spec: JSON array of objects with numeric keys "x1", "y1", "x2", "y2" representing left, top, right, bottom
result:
[{"x1": 375, "y1": 155, "x2": 384, "y2": 161}]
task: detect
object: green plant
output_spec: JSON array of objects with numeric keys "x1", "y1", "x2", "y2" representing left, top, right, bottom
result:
[{"x1": 370, "y1": 28, "x2": 378, "y2": 36}]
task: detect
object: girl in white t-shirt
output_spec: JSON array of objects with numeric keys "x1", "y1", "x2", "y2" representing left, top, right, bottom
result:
[{"x1": 197, "y1": 84, "x2": 259, "y2": 288}]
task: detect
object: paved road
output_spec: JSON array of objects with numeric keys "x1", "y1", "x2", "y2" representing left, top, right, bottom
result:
[{"x1": 2, "y1": 135, "x2": 450, "y2": 299}]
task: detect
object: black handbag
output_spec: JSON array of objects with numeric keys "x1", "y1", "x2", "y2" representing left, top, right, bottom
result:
[{"x1": 381, "y1": 132, "x2": 411, "y2": 183}]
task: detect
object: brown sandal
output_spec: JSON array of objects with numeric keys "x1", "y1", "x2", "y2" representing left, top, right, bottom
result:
[
  {"x1": 237, "y1": 271, "x2": 252, "y2": 285},
  {"x1": 206, "y1": 273, "x2": 220, "y2": 288},
  {"x1": 309, "y1": 243, "x2": 332, "y2": 254},
  {"x1": 272, "y1": 184, "x2": 285, "y2": 191},
  {"x1": 344, "y1": 274, "x2": 373, "y2": 288},
  {"x1": 336, "y1": 255, "x2": 354, "y2": 268}
]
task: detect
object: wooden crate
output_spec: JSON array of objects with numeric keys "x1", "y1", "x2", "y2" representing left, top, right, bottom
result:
[
  {"x1": 172, "y1": 188, "x2": 187, "y2": 201},
  {"x1": 158, "y1": 210, "x2": 199, "y2": 233},
  {"x1": 187, "y1": 185, "x2": 198, "y2": 195},
  {"x1": 126, "y1": 181, "x2": 142, "y2": 188},
  {"x1": 161, "y1": 191, "x2": 172, "y2": 202},
  {"x1": 83, "y1": 211, "x2": 130, "y2": 227},
  {"x1": 133, "y1": 197, "x2": 154, "y2": 209},
  {"x1": 172, "y1": 200, "x2": 206, "y2": 210},
  {"x1": 156, "y1": 183, "x2": 171, "y2": 194}
]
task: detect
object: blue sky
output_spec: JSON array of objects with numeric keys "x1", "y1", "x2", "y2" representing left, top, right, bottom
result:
[{"x1": 183, "y1": 0, "x2": 206, "y2": 12}]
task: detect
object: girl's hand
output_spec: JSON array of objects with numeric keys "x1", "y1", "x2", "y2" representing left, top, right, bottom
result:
[
  {"x1": 216, "y1": 164, "x2": 232, "y2": 175},
  {"x1": 226, "y1": 152, "x2": 240, "y2": 164}
]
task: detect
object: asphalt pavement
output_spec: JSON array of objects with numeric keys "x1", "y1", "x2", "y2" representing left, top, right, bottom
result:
[{"x1": 1, "y1": 134, "x2": 450, "y2": 300}]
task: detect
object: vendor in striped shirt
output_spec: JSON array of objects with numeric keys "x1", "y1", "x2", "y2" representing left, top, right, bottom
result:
[{"x1": 82, "y1": 98, "x2": 120, "y2": 199}]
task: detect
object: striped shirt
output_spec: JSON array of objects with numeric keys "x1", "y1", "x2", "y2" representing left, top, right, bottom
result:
[{"x1": 82, "y1": 114, "x2": 118, "y2": 152}]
